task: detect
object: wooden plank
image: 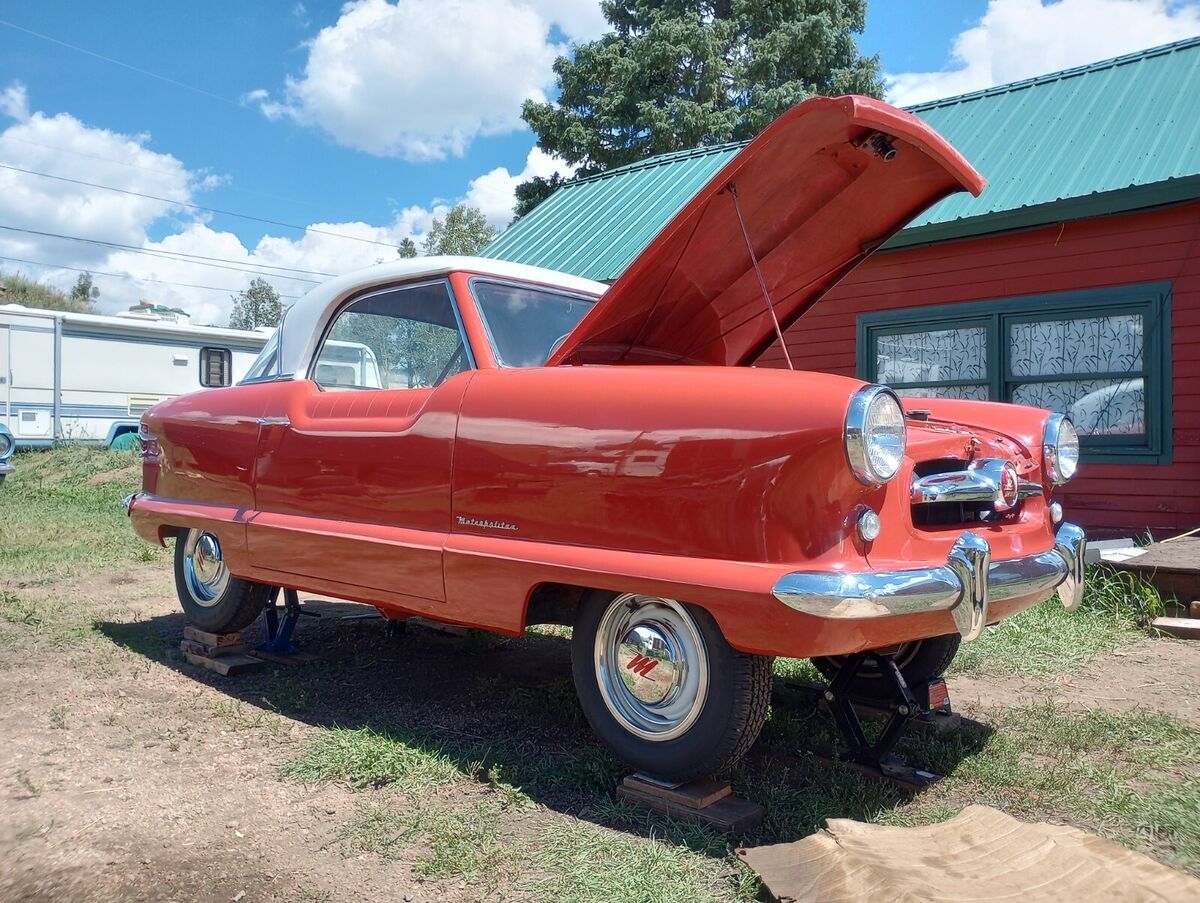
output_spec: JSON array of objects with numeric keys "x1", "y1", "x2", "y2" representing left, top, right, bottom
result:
[
  {"x1": 1151, "y1": 617, "x2": 1200, "y2": 640},
  {"x1": 182, "y1": 626, "x2": 243, "y2": 647},
  {"x1": 622, "y1": 775, "x2": 732, "y2": 809},
  {"x1": 616, "y1": 784, "x2": 763, "y2": 834},
  {"x1": 180, "y1": 639, "x2": 247, "y2": 658},
  {"x1": 183, "y1": 651, "x2": 264, "y2": 676}
]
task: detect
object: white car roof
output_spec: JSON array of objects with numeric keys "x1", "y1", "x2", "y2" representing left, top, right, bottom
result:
[{"x1": 274, "y1": 256, "x2": 607, "y2": 378}]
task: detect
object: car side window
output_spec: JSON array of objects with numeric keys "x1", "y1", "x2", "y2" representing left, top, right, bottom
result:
[{"x1": 313, "y1": 281, "x2": 470, "y2": 390}]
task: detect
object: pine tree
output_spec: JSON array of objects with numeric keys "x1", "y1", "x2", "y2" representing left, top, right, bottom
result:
[{"x1": 518, "y1": 1, "x2": 882, "y2": 211}]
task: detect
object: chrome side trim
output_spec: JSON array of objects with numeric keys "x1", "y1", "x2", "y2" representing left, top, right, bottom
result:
[
  {"x1": 256, "y1": 417, "x2": 291, "y2": 427},
  {"x1": 771, "y1": 523, "x2": 1086, "y2": 641}
]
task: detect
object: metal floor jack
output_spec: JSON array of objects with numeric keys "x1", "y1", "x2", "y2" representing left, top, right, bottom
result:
[
  {"x1": 258, "y1": 588, "x2": 320, "y2": 657},
  {"x1": 815, "y1": 649, "x2": 954, "y2": 790}
]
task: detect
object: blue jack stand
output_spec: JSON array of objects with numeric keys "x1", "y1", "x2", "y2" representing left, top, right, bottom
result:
[{"x1": 258, "y1": 588, "x2": 318, "y2": 656}]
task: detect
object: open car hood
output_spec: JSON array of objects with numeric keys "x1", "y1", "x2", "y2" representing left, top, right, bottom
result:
[{"x1": 547, "y1": 95, "x2": 985, "y2": 367}]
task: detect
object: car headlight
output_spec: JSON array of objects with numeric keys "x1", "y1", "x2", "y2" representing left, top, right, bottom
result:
[
  {"x1": 0, "y1": 431, "x2": 12, "y2": 458},
  {"x1": 1043, "y1": 413, "x2": 1079, "y2": 485},
  {"x1": 845, "y1": 385, "x2": 907, "y2": 485}
]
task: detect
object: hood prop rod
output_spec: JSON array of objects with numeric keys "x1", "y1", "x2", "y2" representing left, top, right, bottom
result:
[{"x1": 729, "y1": 182, "x2": 793, "y2": 370}]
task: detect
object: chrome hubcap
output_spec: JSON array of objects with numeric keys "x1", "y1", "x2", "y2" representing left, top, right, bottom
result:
[
  {"x1": 595, "y1": 594, "x2": 708, "y2": 741},
  {"x1": 183, "y1": 530, "x2": 229, "y2": 607}
]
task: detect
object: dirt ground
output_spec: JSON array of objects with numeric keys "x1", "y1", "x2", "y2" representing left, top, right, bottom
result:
[{"x1": 2, "y1": 563, "x2": 1198, "y2": 902}]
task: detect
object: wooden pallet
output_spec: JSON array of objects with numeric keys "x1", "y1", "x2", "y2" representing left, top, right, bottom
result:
[
  {"x1": 180, "y1": 627, "x2": 264, "y2": 676},
  {"x1": 617, "y1": 774, "x2": 763, "y2": 833}
]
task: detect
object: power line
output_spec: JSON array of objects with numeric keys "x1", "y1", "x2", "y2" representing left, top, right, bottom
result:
[
  {"x1": 0, "y1": 161, "x2": 405, "y2": 250},
  {"x1": 0, "y1": 133, "x2": 355, "y2": 215},
  {"x1": 0, "y1": 224, "x2": 330, "y2": 281},
  {"x1": 0, "y1": 17, "x2": 245, "y2": 109},
  {"x1": 0, "y1": 254, "x2": 304, "y2": 299}
]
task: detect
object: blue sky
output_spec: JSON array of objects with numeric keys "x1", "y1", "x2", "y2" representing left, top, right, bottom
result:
[{"x1": 1, "y1": 1, "x2": 1197, "y2": 323}]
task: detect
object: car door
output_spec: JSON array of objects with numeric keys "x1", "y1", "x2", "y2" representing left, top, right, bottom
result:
[{"x1": 246, "y1": 279, "x2": 473, "y2": 606}]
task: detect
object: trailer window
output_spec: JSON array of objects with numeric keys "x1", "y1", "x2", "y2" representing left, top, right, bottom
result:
[{"x1": 200, "y1": 347, "x2": 233, "y2": 387}]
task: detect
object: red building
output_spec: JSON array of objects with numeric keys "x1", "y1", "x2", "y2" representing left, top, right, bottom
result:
[{"x1": 486, "y1": 40, "x2": 1200, "y2": 537}]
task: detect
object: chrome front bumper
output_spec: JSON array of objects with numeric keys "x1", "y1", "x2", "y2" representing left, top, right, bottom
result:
[
  {"x1": 772, "y1": 523, "x2": 1086, "y2": 641},
  {"x1": 0, "y1": 463, "x2": 14, "y2": 476}
]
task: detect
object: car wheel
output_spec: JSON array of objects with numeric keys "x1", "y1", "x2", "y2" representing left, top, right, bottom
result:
[
  {"x1": 173, "y1": 528, "x2": 271, "y2": 634},
  {"x1": 571, "y1": 590, "x2": 772, "y2": 782},
  {"x1": 811, "y1": 633, "x2": 961, "y2": 698}
]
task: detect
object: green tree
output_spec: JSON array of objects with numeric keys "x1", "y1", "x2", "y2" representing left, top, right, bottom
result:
[
  {"x1": 396, "y1": 237, "x2": 418, "y2": 258},
  {"x1": 520, "y1": 0, "x2": 883, "y2": 202},
  {"x1": 513, "y1": 173, "x2": 567, "y2": 220},
  {"x1": 421, "y1": 204, "x2": 496, "y2": 256},
  {"x1": 69, "y1": 273, "x2": 100, "y2": 310},
  {"x1": 228, "y1": 277, "x2": 282, "y2": 330}
]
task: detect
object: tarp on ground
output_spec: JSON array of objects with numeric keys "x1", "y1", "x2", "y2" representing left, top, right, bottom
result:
[{"x1": 737, "y1": 804, "x2": 1199, "y2": 903}]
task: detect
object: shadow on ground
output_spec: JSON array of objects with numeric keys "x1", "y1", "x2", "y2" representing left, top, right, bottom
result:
[{"x1": 96, "y1": 600, "x2": 993, "y2": 852}]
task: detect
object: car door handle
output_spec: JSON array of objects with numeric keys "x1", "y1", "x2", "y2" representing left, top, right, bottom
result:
[{"x1": 257, "y1": 417, "x2": 290, "y2": 427}]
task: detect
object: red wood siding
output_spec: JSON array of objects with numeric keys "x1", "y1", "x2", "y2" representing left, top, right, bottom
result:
[{"x1": 760, "y1": 202, "x2": 1200, "y2": 537}]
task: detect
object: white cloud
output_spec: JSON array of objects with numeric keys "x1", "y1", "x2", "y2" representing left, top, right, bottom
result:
[
  {"x1": 0, "y1": 85, "x2": 544, "y2": 326},
  {"x1": 886, "y1": 0, "x2": 1200, "y2": 106},
  {"x1": 0, "y1": 82, "x2": 30, "y2": 121},
  {"x1": 464, "y1": 146, "x2": 575, "y2": 228},
  {"x1": 251, "y1": 0, "x2": 609, "y2": 160},
  {"x1": 0, "y1": 101, "x2": 195, "y2": 261}
]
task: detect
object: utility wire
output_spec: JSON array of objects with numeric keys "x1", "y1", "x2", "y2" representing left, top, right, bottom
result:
[
  {"x1": 0, "y1": 254, "x2": 303, "y2": 299},
  {"x1": 0, "y1": 17, "x2": 245, "y2": 109},
  {"x1": 0, "y1": 224, "x2": 330, "y2": 281},
  {"x1": 0, "y1": 161, "x2": 404, "y2": 250},
  {"x1": 1, "y1": 133, "x2": 351, "y2": 215}
]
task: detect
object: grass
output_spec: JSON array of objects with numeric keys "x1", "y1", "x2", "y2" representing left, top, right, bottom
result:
[
  {"x1": 951, "y1": 565, "x2": 1163, "y2": 677},
  {"x1": 0, "y1": 445, "x2": 164, "y2": 583}
]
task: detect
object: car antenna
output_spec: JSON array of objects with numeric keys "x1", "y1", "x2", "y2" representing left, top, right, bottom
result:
[{"x1": 728, "y1": 182, "x2": 793, "y2": 370}]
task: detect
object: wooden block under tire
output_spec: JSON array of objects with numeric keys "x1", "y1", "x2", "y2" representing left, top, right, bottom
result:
[
  {"x1": 617, "y1": 780, "x2": 763, "y2": 833},
  {"x1": 183, "y1": 651, "x2": 264, "y2": 676},
  {"x1": 183, "y1": 626, "x2": 243, "y2": 647},
  {"x1": 622, "y1": 774, "x2": 732, "y2": 809}
]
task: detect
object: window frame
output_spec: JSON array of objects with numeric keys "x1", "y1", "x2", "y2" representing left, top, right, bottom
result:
[
  {"x1": 306, "y1": 277, "x2": 476, "y2": 390},
  {"x1": 466, "y1": 276, "x2": 600, "y2": 368},
  {"x1": 199, "y1": 346, "x2": 233, "y2": 388},
  {"x1": 856, "y1": 282, "x2": 1173, "y2": 464}
]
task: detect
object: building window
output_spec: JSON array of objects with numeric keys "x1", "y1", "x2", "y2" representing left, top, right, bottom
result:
[
  {"x1": 200, "y1": 347, "x2": 232, "y2": 387},
  {"x1": 858, "y1": 283, "x2": 1172, "y2": 463}
]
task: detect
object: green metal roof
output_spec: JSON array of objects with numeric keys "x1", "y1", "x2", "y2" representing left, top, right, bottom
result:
[{"x1": 484, "y1": 37, "x2": 1200, "y2": 281}]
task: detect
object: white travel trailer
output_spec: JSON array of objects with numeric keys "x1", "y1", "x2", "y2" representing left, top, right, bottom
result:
[{"x1": 0, "y1": 304, "x2": 269, "y2": 447}]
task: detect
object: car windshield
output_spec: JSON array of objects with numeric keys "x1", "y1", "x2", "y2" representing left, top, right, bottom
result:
[{"x1": 470, "y1": 280, "x2": 597, "y2": 367}]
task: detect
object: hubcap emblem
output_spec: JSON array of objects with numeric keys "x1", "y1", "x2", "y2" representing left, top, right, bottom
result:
[{"x1": 618, "y1": 624, "x2": 680, "y2": 704}]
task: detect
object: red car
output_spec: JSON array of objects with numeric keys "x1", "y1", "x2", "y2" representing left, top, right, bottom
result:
[{"x1": 127, "y1": 96, "x2": 1085, "y2": 781}]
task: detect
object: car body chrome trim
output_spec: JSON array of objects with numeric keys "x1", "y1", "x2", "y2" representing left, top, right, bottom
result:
[
  {"x1": 121, "y1": 492, "x2": 139, "y2": 516},
  {"x1": 911, "y1": 458, "x2": 1043, "y2": 506},
  {"x1": 771, "y1": 523, "x2": 1086, "y2": 641},
  {"x1": 0, "y1": 463, "x2": 14, "y2": 476}
]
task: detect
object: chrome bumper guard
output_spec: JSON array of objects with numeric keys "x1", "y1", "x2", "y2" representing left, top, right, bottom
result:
[
  {"x1": 0, "y1": 463, "x2": 14, "y2": 476},
  {"x1": 122, "y1": 492, "x2": 138, "y2": 516},
  {"x1": 772, "y1": 523, "x2": 1086, "y2": 642}
]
